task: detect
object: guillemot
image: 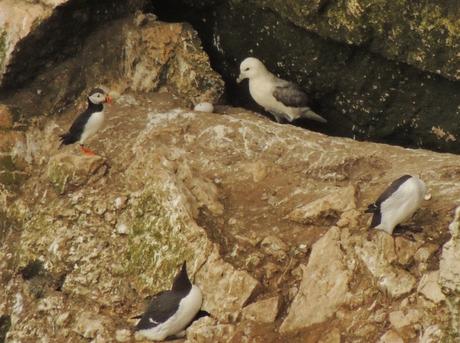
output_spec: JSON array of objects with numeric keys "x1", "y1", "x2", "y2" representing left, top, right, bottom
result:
[
  {"x1": 365, "y1": 175, "x2": 427, "y2": 235},
  {"x1": 135, "y1": 262, "x2": 203, "y2": 341}
]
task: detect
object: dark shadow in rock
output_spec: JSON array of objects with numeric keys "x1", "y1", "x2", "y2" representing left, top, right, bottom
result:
[
  {"x1": 20, "y1": 260, "x2": 44, "y2": 280},
  {"x1": 0, "y1": 315, "x2": 11, "y2": 343}
]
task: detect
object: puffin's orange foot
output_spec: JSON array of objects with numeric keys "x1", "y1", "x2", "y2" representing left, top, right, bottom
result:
[{"x1": 80, "y1": 145, "x2": 97, "y2": 156}]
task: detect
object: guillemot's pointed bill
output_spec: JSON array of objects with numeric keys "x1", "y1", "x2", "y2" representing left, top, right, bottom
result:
[
  {"x1": 59, "y1": 88, "x2": 112, "y2": 156},
  {"x1": 237, "y1": 57, "x2": 327, "y2": 124},
  {"x1": 135, "y1": 261, "x2": 203, "y2": 341},
  {"x1": 366, "y1": 175, "x2": 427, "y2": 235}
]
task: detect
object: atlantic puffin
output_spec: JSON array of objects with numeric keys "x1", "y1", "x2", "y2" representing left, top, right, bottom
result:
[
  {"x1": 135, "y1": 262, "x2": 203, "y2": 341},
  {"x1": 59, "y1": 88, "x2": 112, "y2": 155},
  {"x1": 237, "y1": 57, "x2": 327, "y2": 124},
  {"x1": 365, "y1": 175, "x2": 427, "y2": 235}
]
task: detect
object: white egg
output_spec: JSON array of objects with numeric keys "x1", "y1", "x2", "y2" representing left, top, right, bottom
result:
[{"x1": 194, "y1": 102, "x2": 214, "y2": 113}]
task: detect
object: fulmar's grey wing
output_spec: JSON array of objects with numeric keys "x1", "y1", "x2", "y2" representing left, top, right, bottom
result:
[
  {"x1": 272, "y1": 79, "x2": 310, "y2": 108},
  {"x1": 272, "y1": 79, "x2": 327, "y2": 123}
]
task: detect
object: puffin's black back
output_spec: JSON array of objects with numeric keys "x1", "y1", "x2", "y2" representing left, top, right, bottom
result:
[{"x1": 59, "y1": 99, "x2": 103, "y2": 146}]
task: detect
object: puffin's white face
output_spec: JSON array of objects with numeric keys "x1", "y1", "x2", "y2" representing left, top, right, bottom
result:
[
  {"x1": 237, "y1": 57, "x2": 267, "y2": 83},
  {"x1": 88, "y1": 90, "x2": 109, "y2": 105}
]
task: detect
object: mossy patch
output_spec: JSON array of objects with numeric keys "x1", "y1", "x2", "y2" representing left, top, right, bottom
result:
[
  {"x1": 0, "y1": 30, "x2": 6, "y2": 73},
  {"x1": 124, "y1": 188, "x2": 193, "y2": 292},
  {"x1": 18, "y1": 210, "x2": 57, "y2": 268},
  {"x1": 0, "y1": 155, "x2": 25, "y2": 186},
  {"x1": 47, "y1": 161, "x2": 70, "y2": 194}
]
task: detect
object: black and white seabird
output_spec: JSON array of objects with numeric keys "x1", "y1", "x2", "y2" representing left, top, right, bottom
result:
[
  {"x1": 237, "y1": 57, "x2": 327, "y2": 124},
  {"x1": 365, "y1": 175, "x2": 427, "y2": 235},
  {"x1": 59, "y1": 88, "x2": 112, "y2": 156},
  {"x1": 135, "y1": 262, "x2": 203, "y2": 341}
]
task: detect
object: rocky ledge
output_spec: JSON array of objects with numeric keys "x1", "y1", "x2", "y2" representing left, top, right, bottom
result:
[{"x1": 0, "y1": 88, "x2": 460, "y2": 341}]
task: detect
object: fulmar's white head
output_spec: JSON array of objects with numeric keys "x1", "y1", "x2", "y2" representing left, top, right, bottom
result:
[{"x1": 237, "y1": 57, "x2": 268, "y2": 83}]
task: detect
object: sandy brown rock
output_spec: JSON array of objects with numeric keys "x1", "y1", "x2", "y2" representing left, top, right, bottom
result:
[
  {"x1": 0, "y1": 104, "x2": 13, "y2": 129},
  {"x1": 379, "y1": 330, "x2": 404, "y2": 343},
  {"x1": 417, "y1": 271, "x2": 445, "y2": 304},
  {"x1": 389, "y1": 309, "x2": 421, "y2": 331},
  {"x1": 280, "y1": 227, "x2": 350, "y2": 332},
  {"x1": 186, "y1": 317, "x2": 235, "y2": 343},
  {"x1": 241, "y1": 296, "x2": 279, "y2": 323},
  {"x1": 356, "y1": 232, "x2": 416, "y2": 298},
  {"x1": 123, "y1": 18, "x2": 223, "y2": 104},
  {"x1": 196, "y1": 247, "x2": 259, "y2": 320},
  {"x1": 287, "y1": 185, "x2": 356, "y2": 225},
  {"x1": 439, "y1": 207, "x2": 460, "y2": 294},
  {"x1": 46, "y1": 153, "x2": 108, "y2": 194}
]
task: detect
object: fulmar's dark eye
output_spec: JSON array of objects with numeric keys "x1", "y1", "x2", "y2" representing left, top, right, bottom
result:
[{"x1": 244, "y1": 67, "x2": 250, "y2": 71}]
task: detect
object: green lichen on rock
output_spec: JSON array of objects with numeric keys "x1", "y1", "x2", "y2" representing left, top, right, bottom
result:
[
  {"x1": 46, "y1": 154, "x2": 107, "y2": 194},
  {"x1": 124, "y1": 188, "x2": 193, "y2": 292},
  {"x1": 0, "y1": 30, "x2": 6, "y2": 74},
  {"x1": 17, "y1": 211, "x2": 55, "y2": 269},
  {"x1": 46, "y1": 160, "x2": 70, "y2": 194},
  {"x1": 0, "y1": 155, "x2": 25, "y2": 186}
]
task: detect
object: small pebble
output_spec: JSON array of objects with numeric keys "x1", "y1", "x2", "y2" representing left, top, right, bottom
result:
[
  {"x1": 116, "y1": 222, "x2": 129, "y2": 235},
  {"x1": 114, "y1": 196, "x2": 128, "y2": 210},
  {"x1": 115, "y1": 329, "x2": 131, "y2": 342}
]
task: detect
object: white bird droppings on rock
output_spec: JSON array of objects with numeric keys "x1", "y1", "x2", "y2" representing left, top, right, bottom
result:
[
  {"x1": 114, "y1": 196, "x2": 128, "y2": 210},
  {"x1": 116, "y1": 222, "x2": 130, "y2": 235}
]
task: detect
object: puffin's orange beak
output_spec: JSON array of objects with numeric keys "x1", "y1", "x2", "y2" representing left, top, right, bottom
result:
[{"x1": 105, "y1": 95, "x2": 113, "y2": 104}]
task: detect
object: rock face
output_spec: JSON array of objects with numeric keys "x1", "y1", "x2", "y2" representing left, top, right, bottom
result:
[
  {"x1": 0, "y1": 0, "x2": 147, "y2": 89},
  {"x1": 440, "y1": 207, "x2": 460, "y2": 293},
  {"x1": 1, "y1": 88, "x2": 460, "y2": 341},
  {"x1": 0, "y1": 13, "x2": 224, "y2": 120},
  {"x1": 356, "y1": 232, "x2": 417, "y2": 298},
  {"x1": 155, "y1": 0, "x2": 460, "y2": 153},
  {"x1": 123, "y1": 20, "x2": 223, "y2": 105},
  {"x1": 280, "y1": 227, "x2": 350, "y2": 332},
  {"x1": 1, "y1": 3, "x2": 460, "y2": 343}
]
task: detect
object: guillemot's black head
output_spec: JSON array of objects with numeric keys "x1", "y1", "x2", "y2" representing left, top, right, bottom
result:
[
  {"x1": 171, "y1": 261, "x2": 192, "y2": 293},
  {"x1": 88, "y1": 88, "x2": 112, "y2": 105}
]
